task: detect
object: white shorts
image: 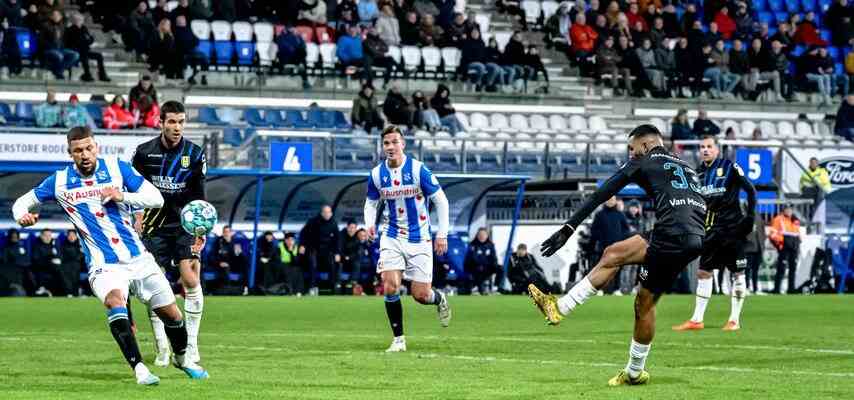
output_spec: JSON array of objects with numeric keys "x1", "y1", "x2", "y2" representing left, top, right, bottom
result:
[
  {"x1": 377, "y1": 235, "x2": 433, "y2": 283},
  {"x1": 88, "y1": 253, "x2": 176, "y2": 309}
]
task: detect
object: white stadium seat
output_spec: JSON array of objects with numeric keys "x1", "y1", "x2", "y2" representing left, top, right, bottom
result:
[
  {"x1": 550, "y1": 114, "x2": 568, "y2": 131},
  {"x1": 388, "y1": 45, "x2": 402, "y2": 64},
  {"x1": 191, "y1": 20, "x2": 211, "y2": 40},
  {"x1": 530, "y1": 114, "x2": 551, "y2": 132},
  {"x1": 433, "y1": 131, "x2": 456, "y2": 150},
  {"x1": 574, "y1": 134, "x2": 591, "y2": 152},
  {"x1": 650, "y1": 117, "x2": 668, "y2": 135},
  {"x1": 795, "y1": 121, "x2": 813, "y2": 138},
  {"x1": 210, "y1": 20, "x2": 232, "y2": 41},
  {"x1": 414, "y1": 130, "x2": 434, "y2": 149},
  {"x1": 534, "y1": 133, "x2": 551, "y2": 150},
  {"x1": 541, "y1": 0, "x2": 560, "y2": 19},
  {"x1": 554, "y1": 134, "x2": 574, "y2": 151},
  {"x1": 759, "y1": 120, "x2": 777, "y2": 137},
  {"x1": 513, "y1": 133, "x2": 536, "y2": 151},
  {"x1": 741, "y1": 120, "x2": 757, "y2": 138},
  {"x1": 469, "y1": 113, "x2": 493, "y2": 132},
  {"x1": 401, "y1": 46, "x2": 422, "y2": 74},
  {"x1": 257, "y1": 42, "x2": 277, "y2": 66},
  {"x1": 253, "y1": 22, "x2": 274, "y2": 43},
  {"x1": 777, "y1": 121, "x2": 795, "y2": 138},
  {"x1": 319, "y1": 43, "x2": 337, "y2": 68},
  {"x1": 441, "y1": 47, "x2": 461, "y2": 74},
  {"x1": 475, "y1": 13, "x2": 491, "y2": 33},
  {"x1": 722, "y1": 119, "x2": 740, "y2": 136},
  {"x1": 520, "y1": 1, "x2": 542, "y2": 24},
  {"x1": 588, "y1": 116, "x2": 610, "y2": 133},
  {"x1": 232, "y1": 21, "x2": 253, "y2": 41},
  {"x1": 305, "y1": 42, "x2": 320, "y2": 65},
  {"x1": 569, "y1": 115, "x2": 587, "y2": 131},
  {"x1": 456, "y1": 113, "x2": 471, "y2": 132},
  {"x1": 510, "y1": 114, "x2": 534, "y2": 133},
  {"x1": 421, "y1": 46, "x2": 442, "y2": 75},
  {"x1": 474, "y1": 131, "x2": 496, "y2": 150},
  {"x1": 490, "y1": 113, "x2": 510, "y2": 131},
  {"x1": 492, "y1": 31, "x2": 513, "y2": 51}
]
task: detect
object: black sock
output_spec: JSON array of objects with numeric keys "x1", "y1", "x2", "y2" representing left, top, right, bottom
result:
[
  {"x1": 431, "y1": 289, "x2": 443, "y2": 305},
  {"x1": 384, "y1": 294, "x2": 404, "y2": 337},
  {"x1": 163, "y1": 319, "x2": 188, "y2": 356},
  {"x1": 107, "y1": 307, "x2": 142, "y2": 369}
]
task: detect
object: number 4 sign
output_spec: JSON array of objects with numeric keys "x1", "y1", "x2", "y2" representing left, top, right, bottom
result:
[{"x1": 736, "y1": 148, "x2": 773, "y2": 185}]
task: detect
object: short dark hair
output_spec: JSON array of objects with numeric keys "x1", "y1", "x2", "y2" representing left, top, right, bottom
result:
[
  {"x1": 41, "y1": 228, "x2": 52, "y2": 234},
  {"x1": 159, "y1": 100, "x2": 186, "y2": 121},
  {"x1": 284, "y1": 232, "x2": 296, "y2": 239},
  {"x1": 66, "y1": 126, "x2": 93, "y2": 143},
  {"x1": 628, "y1": 124, "x2": 662, "y2": 139},
  {"x1": 381, "y1": 125, "x2": 404, "y2": 139},
  {"x1": 700, "y1": 134, "x2": 718, "y2": 144}
]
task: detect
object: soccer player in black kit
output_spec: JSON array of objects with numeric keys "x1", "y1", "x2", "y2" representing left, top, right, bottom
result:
[
  {"x1": 673, "y1": 135, "x2": 756, "y2": 333},
  {"x1": 132, "y1": 101, "x2": 207, "y2": 366},
  {"x1": 528, "y1": 124, "x2": 706, "y2": 386}
]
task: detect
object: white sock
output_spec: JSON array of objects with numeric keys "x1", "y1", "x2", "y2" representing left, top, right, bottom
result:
[
  {"x1": 557, "y1": 277, "x2": 597, "y2": 315},
  {"x1": 691, "y1": 277, "x2": 713, "y2": 323},
  {"x1": 148, "y1": 307, "x2": 169, "y2": 354},
  {"x1": 625, "y1": 339, "x2": 651, "y2": 379},
  {"x1": 729, "y1": 274, "x2": 747, "y2": 324},
  {"x1": 184, "y1": 285, "x2": 204, "y2": 349}
]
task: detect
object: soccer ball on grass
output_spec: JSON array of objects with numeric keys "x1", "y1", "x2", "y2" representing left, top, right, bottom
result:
[{"x1": 180, "y1": 200, "x2": 218, "y2": 237}]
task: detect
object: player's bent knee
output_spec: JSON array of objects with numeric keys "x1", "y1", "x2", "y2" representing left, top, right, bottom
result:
[
  {"x1": 154, "y1": 303, "x2": 183, "y2": 322},
  {"x1": 697, "y1": 269, "x2": 712, "y2": 279},
  {"x1": 103, "y1": 290, "x2": 125, "y2": 308}
]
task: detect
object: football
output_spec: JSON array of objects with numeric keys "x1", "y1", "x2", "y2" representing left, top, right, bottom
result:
[{"x1": 180, "y1": 200, "x2": 218, "y2": 237}]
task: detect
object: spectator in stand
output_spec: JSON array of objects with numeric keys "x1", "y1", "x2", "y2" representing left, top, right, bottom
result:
[
  {"x1": 570, "y1": 13, "x2": 598, "y2": 76},
  {"x1": 413, "y1": 0, "x2": 439, "y2": 19},
  {"x1": 543, "y1": 1, "x2": 572, "y2": 51},
  {"x1": 430, "y1": 84, "x2": 464, "y2": 134},
  {"x1": 419, "y1": 13, "x2": 443, "y2": 46},
  {"x1": 375, "y1": 5, "x2": 400, "y2": 46},
  {"x1": 656, "y1": 38, "x2": 678, "y2": 93},
  {"x1": 802, "y1": 46, "x2": 845, "y2": 105},
  {"x1": 615, "y1": 12, "x2": 632, "y2": 41},
  {"x1": 336, "y1": 24, "x2": 364, "y2": 74},
  {"x1": 794, "y1": 11, "x2": 828, "y2": 46},
  {"x1": 412, "y1": 90, "x2": 442, "y2": 131},
  {"x1": 170, "y1": 0, "x2": 191, "y2": 23},
  {"x1": 66, "y1": 12, "x2": 110, "y2": 82},
  {"x1": 465, "y1": 228, "x2": 498, "y2": 295},
  {"x1": 298, "y1": 0, "x2": 327, "y2": 26},
  {"x1": 136, "y1": 94, "x2": 160, "y2": 128},
  {"x1": 642, "y1": 3, "x2": 660, "y2": 29},
  {"x1": 129, "y1": 75, "x2": 158, "y2": 114},
  {"x1": 352, "y1": 83, "x2": 384, "y2": 133},
  {"x1": 636, "y1": 37, "x2": 665, "y2": 96},
  {"x1": 712, "y1": 6, "x2": 735, "y2": 40},
  {"x1": 362, "y1": 28, "x2": 401, "y2": 88},
  {"x1": 525, "y1": 44, "x2": 550, "y2": 93},
  {"x1": 681, "y1": 3, "x2": 699, "y2": 35},
  {"x1": 464, "y1": 10, "x2": 480, "y2": 34},
  {"x1": 712, "y1": 39, "x2": 741, "y2": 98},
  {"x1": 1, "y1": 17, "x2": 24, "y2": 78},
  {"x1": 400, "y1": 11, "x2": 420, "y2": 46},
  {"x1": 835, "y1": 95, "x2": 854, "y2": 141},
  {"x1": 277, "y1": 232, "x2": 303, "y2": 295},
  {"x1": 382, "y1": 81, "x2": 412, "y2": 126},
  {"x1": 728, "y1": 39, "x2": 749, "y2": 96},
  {"x1": 660, "y1": 3, "x2": 680, "y2": 37},
  {"x1": 487, "y1": 36, "x2": 516, "y2": 89},
  {"x1": 102, "y1": 94, "x2": 137, "y2": 129},
  {"x1": 649, "y1": 17, "x2": 666, "y2": 47},
  {"x1": 149, "y1": 18, "x2": 180, "y2": 79},
  {"x1": 507, "y1": 243, "x2": 554, "y2": 294},
  {"x1": 594, "y1": 15, "x2": 614, "y2": 48},
  {"x1": 63, "y1": 94, "x2": 93, "y2": 128},
  {"x1": 191, "y1": 0, "x2": 213, "y2": 23},
  {"x1": 503, "y1": 31, "x2": 530, "y2": 89},
  {"x1": 769, "y1": 205, "x2": 801, "y2": 294},
  {"x1": 59, "y1": 229, "x2": 84, "y2": 297},
  {"x1": 589, "y1": 196, "x2": 631, "y2": 294},
  {"x1": 335, "y1": 9, "x2": 357, "y2": 38},
  {"x1": 298, "y1": 205, "x2": 340, "y2": 296},
  {"x1": 40, "y1": 10, "x2": 79, "y2": 80},
  {"x1": 34, "y1": 89, "x2": 62, "y2": 128},
  {"x1": 460, "y1": 28, "x2": 499, "y2": 92},
  {"x1": 1, "y1": 229, "x2": 28, "y2": 296},
  {"x1": 746, "y1": 38, "x2": 783, "y2": 101},
  {"x1": 625, "y1": 2, "x2": 647, "y2": 31},
  {"x1": 37, "y1": 0, "x2": 62, "y2": 25},
  {"x1": 357, "y1": 0, "x2": 379, "y2": 25},
  {"x1": 605, "y1": 0, "x2": 620, "y2": 27},
  {"x1": 619, "y1": 34, "x2": 648, "y2": 96},
  {"x1": 770, "y1": 22, "x2": 793, "y2": 52},
  {"x1": 444, "y1": 12, "x2": 467, "y2": 48},
  {"x1": 1, "y1": 0, "x2": 25, "y2": 28},
  {"x1": 495, "y1": 0, "x2": 527, "y2": 31},
  {"x1": 30, "y1": 228, "x2": 61, "y2": 296},
  {"x1": 827, "y1": 0, "x2": 854, "y2": 46},
  {"x1": 256, "y1": 231, "x2": 283, "y2": 294},
  {"x1": 152, "y1": 0, "x2": 170, "y2": 24},
  {"x1": 210, "y1": 226, "x2": 246, "y2": 292},
  {"x1": 769, "y1": 40, "x2": 794, "y2": 100},
  {"x1": 800, "y1": 157, "x2": 832, "y2": 206},
  {"x1": 670, "y1": 108, "x2": 694, "y2": 141},
  {"x1": 125, "y1": 1, "x2": 156, "y2": 61},
  {"x1": 631, "y1": 20, "x2": 649, "y2": 46},
  {"x1": 173, "y1": 15, "x2": 207, "y2": 85},
  {"x1": 275, "y1": 26, "x2": 310, "y2": 90},
  {"x1": 692, "y1": 109, "x2": 721, "y2": 136},
  {"x1": 337, "y1": 0, "x2": 358, "y2": 21},
  {"x1": 673, "y1": 36, "x2": 694, "y2": 96},
  {"x1": 733, "y1": 1, "x2": 753, "y2": 40}
]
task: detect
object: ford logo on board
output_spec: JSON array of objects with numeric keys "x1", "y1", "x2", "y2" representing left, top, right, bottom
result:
[{"x1": 819, "y1": 157, "x2": 854, "y2": 187}]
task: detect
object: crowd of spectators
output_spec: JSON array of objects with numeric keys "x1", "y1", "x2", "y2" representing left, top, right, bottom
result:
[
  {"x1": 351, "y1": 81, "x2": 465, "y2": 134},
  {"x1": 0, "y1": 228, "x2": 85, "y2": 297}
]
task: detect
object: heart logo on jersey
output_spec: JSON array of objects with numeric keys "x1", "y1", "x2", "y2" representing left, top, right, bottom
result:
[
  {"x1": 124, "y1": 220, "x2": 130, "y2": 225},
  {"x1": 66, "y1": 207, "x2": 75, "y2": 213},
  {"x1": 416, "y1": 195, "x2": 423, "y2": 200},
  {"x1": 84, "y1": 180, "x2": 94, "y2": 186},
  {"x1": 420, "y1": 215, "x2": 427, "y2": 221},
  {"x1": 398, "y1": 207, "x2": 404, "y2": 214},
  {"x1": 393, "y1": 179, "x2": 400, "y2": 186},
  {"x1": 111, "y1": 238, "x2": 120, "y2": 244},
  {"x1": 96, "y1": 211, "x2": 105, "y2": 218}
]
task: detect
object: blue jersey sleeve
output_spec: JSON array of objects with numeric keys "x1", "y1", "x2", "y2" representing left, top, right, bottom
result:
[
  {"x1": 366, "y1": 174, "x2": 380, "y2": 200},
  {"x1": 419, "y1": 164, "x2": 441, "y2": 196},
  {"x1": 118, "y1": 159, "x2": 145, "y2": 192},
  {"x1": 33, "y1": 173, "x2": 57, "y2": 202}
]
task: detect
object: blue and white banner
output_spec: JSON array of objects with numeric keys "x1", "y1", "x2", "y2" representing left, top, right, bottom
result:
[
  {"x1": 0, "y1": 134, "x2": 148, "y2": 162},
  {"x1": 269, "y1": 142, "x2": 313, "y2": 172}
]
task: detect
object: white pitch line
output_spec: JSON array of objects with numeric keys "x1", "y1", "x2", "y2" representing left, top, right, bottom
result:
[{"x1": 2, "y1": 336, "x2": 853, "y2": 379}]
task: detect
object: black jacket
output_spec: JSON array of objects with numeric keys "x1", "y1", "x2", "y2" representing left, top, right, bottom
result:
[
  {"x1": 64, "y1": 25, "x2": 95, "y2": 53},
  {"x1": 212, "y1": 237, "x2": 246, "y2": 271},
  {"x1": 382, "y1": 91, "x2": 411, "y2": 126},
  {"x1": 459, "y1": 37, "x2": 487, "y2": 68},
  {"x1": 60, "y1": 239, "x2": 85, "y2": 272},
  {"x1": 31, "y1": 239, "x2": 59, "y2": 270},
  {"x1": 174, "y1": 25, "x2": 199, "y2": 55},
  {"x1": 464, "y1": 240, "x2": 498, "y2": 274},
  {"x1": 338, "y1": 229, "x2": 360, "y2": 262},
  {"x1": 692, "y1": 119, "x2": 721, "y2": 136},
  {"x1": 400, "y1": 20, "x2": 420, "y2": 46},
  {"x1": 299, "y1": 214, "x2": 340, "y2": 253},
  {"x1": 590, "y1": 206, "x2": 630, "y2": 252},
  {"x1": 502, "y1": 38, "x2": 526, "y2": 66},
  {"x1": 728, "y1": 49, "x2": 749, "y2": 74},
  {"x1": 3, "y1": 240, "x2": 30, "y2": 269}
]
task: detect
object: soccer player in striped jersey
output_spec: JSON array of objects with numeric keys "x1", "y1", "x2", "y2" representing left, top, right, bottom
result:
[
  {"x1": 12, "y1": 127, "x2": 208, "y2": 385},
  {"x1": 364, "y1": 125, "x2": 451, "y2": 352}
]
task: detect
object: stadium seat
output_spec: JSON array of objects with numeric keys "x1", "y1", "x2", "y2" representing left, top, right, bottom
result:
[
  {"x1": 818, "y1": 0, "x2": 832, "y2": 10},
  {"x1": 388, "y1": 45, "x2": 402, "y2": 65},
  {"x1": 777, "y1": 121, "x2": 795, "y2": 138},
  {"x1": 305, "y1": 42, "x2": 320, "y2": 68},
  {"x1": 264, "y1": 109, "x2": 287, "y2": 127},
  {"x1": 529, "y1": 114, "x2": 552, "y2": 133},
  {"x1": 413, "y1": 130, "x2": 435, "y2": 149},
  {"x1": 754, "y1": 0, "x2": 768, "y2": 10},
  {"x1": 13, "y1": 28, "x2": 36, "y2": 60},
  {"x1": 441, "y1": 47, "x2": 460, "y2": 77},
  {"x1": 510, "y1": 114, "x2": 535, "y2": 133},
  {"x1": 473, "y1": 131, "x2": 497, "y2": 151},
  {"x1": 253, "y1": 22, "x2": 274, "y2": 43},
  {"x1": 574, "y1": 134, "x2": 592, "y2": 152},
  {"x1": 191, "y1": 19, "x2": 211, "y2": 40},
  {"x1": 284, "y1": 110, "x2": 313, "y2": 128},
  {"x1": 198, "y1": 107, "x2": 228, "y2": 126},
  {"x1": 801, "y1": 0, "x2": 817, "y2": 10},
  {"x1": 222, "y1": 128, "x2": 243, "y2": 146},
  {"x1": 469, "y1": 113, "x2": 492, "y2": 132},
  {"x1": 541, "y1": 1, "x2": 560, "y2": 19},
  {"x1": 306, "y1": 108, "x2": 332, "y2": 129},
  {"x1": 244, "y1": 108, "x2": 267, "y2": 126},
  {"x1": 331, "y1": 111, "x2": 351, "y2": 129},
  {"x1": 0, "y1": 102, "x2": 14, "y2": 124},
  {"x1": 827, "y1": 46, "x2": 839, "y2": 61},
  {"x1": 456, "y1": 113, "x2": 471, "y2": 132},
  {"x1": 318, "y1": 43, "x2": 337, "y2": 70},
  {"x1": 553, "y1": 134, "x2": 574, "y2": 152},
  {"x1": 774, "y1": 11, "x2": 788, "y2": 23},
  {"x1": 401, "y1": 46, "x2": 422, "y2": 76},
  {"x1": 795, "y1": 121, "x2": 813, "y2": 137},
  {"x1": 758, "y1": 12, "x2": 774, "y2": 27},
  {"x1": 233, "y1": 21, "x2": 255, "y2": 66},
  {"x1": 569, "y1": 114, "x2": 588, "y2": 131},
  {"x1": 767, "y1": 0, "x2": 783, "y2": 11},
  {"x1": 295, "y1": 26, "x2": 314, "y2": 43},
  {"x1": 520, "y1": 1, "x2": 541, "y2": 25},
  {"x1": 513, "y1": 133, "x2": 536, "y2": 151},
  {"x1": 433, "y1": 131, "x2": 456, "y2": 149},
  {"x1": 588, "y1": 116, "x2": 611, "y2": 133},
  {"x1": 820, "y1": 30, "x2": 832, "y2": 44},
  {"x1": 257, "y1": 41, "x2": 277, "y2": 67},
  {"x1": 14, "y1": 102, "x2": 34, "y2": 126},
  {"x1": 650, "y1": 117, "x2": 667, "y2": 134},
  {"x1": 492, "y1": 31, "x2": 513, "y2": 51},
  {"x1": 211, "y1": 20, "x2": 234, "y2": 65},
  {"x1": 421, "y1": 46, "x2": 442, "y2": 77},
  {"x1": 490, "y1": 113, "x2": 510, "y2": 131},
  {"x1": 85, "y1": 103, "x2": 103, "y2": 126},
  {"x1": 759, "y1": 120, "x2": 777, "y2": 137},
  {"x1": 534, "y1": 133, "x2": 551, "y2": 150},
  {"x1": 784, "y1": 0, "x2": 800, "y2": 12},
  {"x1": 474, "y1": 13, "x2": 491, "y2": 33},
  {"x1": 722, "y1": 119, "x2": 740, "y2": 136}
]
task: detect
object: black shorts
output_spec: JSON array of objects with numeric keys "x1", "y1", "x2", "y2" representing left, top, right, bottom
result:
[
  {"x1": 143, "y1": 229, "x2": 198, "y2": 271},
  {"x1": 638, "y1": 230, "x2": 704, "y2": 294},
  {"x1": 700, "y1": 228, "x2": 747, "y2": 273}
]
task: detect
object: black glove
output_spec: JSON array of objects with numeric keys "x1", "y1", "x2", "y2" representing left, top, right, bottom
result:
[
  {"x1": 736, "y1": 215, "x2": 755, "y2": 237},
  {"x1": 540, "y1": 225, "x2": 574, "y2": 257}
]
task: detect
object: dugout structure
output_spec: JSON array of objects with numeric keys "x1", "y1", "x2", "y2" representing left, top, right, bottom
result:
[{"x1": 0, "y1": 166, "x2": 528, "y2": 288}]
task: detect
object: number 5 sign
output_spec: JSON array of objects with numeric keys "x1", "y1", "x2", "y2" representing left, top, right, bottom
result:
[{"x1": 736, "y1": 148, "x2": 773, "y2": 185}]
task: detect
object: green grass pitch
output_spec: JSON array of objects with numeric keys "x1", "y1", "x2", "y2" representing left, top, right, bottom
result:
[{"x1": 1, "y1": 295, "x2": 852, "y2": 399}]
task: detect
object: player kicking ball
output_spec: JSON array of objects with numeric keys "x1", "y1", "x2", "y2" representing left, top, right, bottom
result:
[
  {"x1": 673, "y1": 135, "x2": 756, "y2": 332},
  {"x1": 364, "y1": 125, "x2": 451, "y2": 352},
  {"x1": 132, "y1": 101, "x2": 207, "y2": 365},
  {"x1": 528, "y1": 125, "x2": 706, "y2": 386},
  {"x1": 12, "y1": 127, "x2": 208, "y2": 385}
]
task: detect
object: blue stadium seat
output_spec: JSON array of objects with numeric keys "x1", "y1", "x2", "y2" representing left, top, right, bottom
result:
[
  {"x1": 196, "y1": 40, "x2": 213, "y2": 62},
  {"x1": 768, "y1": 27, "x2": 778, "y2": 37},
  {"x1": 758, "y1": 12, "x2": 774, "y2": 26},
  {"x1": 214, "y1": 41, "x2": 234, "y2": 65},
  {"x1": 767, "y1": 0, "x2": 784, "y2": 11},
  {"x1": 244, "y1": 108, "x2": 267, "y2": 126},
  {"x1": 785, "y1": 0, "x2": 800, "y2": 12},
  {"x1": 792, "y1": 44, "x2": 807, "y2": 56},
  {"x1": 835, "y1": 62, "x2": 844, "y2": 74},
  {"x1": 754, "y1": 0, "x2": 768, "y2": 10},
  {"x1": 813, "y1": 14, "x2": 822, "y2": 27},
  {"x1": 235, "y1": 41, "x2": 256, "y2": 65},
  {"x1": 14, "y1": 102, "x2": 34, "y2": 126},
  {"x1": 227, "y1": 273, "x2": 243, "y2": 282},
  {"x1": 331, "y1": 111, "x2": 351, "y2": 129},
  {"x1": 222, "y1": 127, "x2": 243, "y2": 146},
  {"x1": 85, "y1": 103, "x2": 103, "y2": 126},
  {"x1": 284, "y1": 110, "x2": 312, "y2": 128},
  {"x1": 818, "y1": 0, "x2": 832, "y2": 11},
  {"x1": 820, "y1": 29, "x2": 832, "y2": 44},
  {"x1": 13, "y1": 28, "x2": 36, "y2": 59},
  {"x1": 828, "y1": 46, "x2": 840, "y2": 61},
  {"x1": 308, "y1": 109, "x2": 334, "y2": 129},
  {"x1": 0, "y1": 102, "x2": 14, "y2": 124},
  {"x1": 203, "y1": 271, "x2": 218, "y2": 281},
  {"x1": 801, "y1": 0, "x2": 817, "y2": 12},
  {"x1": 198, "y1": 106, "x2": 228, "y2": 126},
  {"x1": 774, "y1": 11, "x2": 788, "y2": 23},
  {"x1": 264, "y1": 109, "x2": 287, "y2": 127}
]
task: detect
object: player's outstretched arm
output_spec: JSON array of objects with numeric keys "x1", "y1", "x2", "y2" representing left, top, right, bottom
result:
[
  {"x1": 541, "y1": 170, "x2": 631, "y2": 257},
  {"x1": 12, "y1": 190, "x2": 42, "y2": 227},
  {"x1": 364, "y1": 198, "x2": 379, "y2": 239},
  {"x1": 121, "y1": 180, "x2": 164, "y2": 209}
]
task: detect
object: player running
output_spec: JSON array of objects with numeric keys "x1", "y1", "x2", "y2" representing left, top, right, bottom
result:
[
  {"x1": 673, "y1": 135, "x2": 757, "y2": 332},
  {"x1": 132, "y1": 101, "x2": 207, "y2": 365},
  {"x1": 12, "y1": 127, "x2": 208, "y2": 385},
  {"x1": 528, "y1": 124, "x2": 706, "y2": 386},
  {"x1": 364, "y1": 125, "x2": 451, "y2": 352}
]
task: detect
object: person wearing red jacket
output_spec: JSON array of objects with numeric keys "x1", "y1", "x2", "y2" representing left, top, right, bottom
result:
[
  {"x1": 713, "y1": 6, "x2": 736, "y2": 40},
  {"x1": 102, "y1": 95, "x2": 137, "y2": 129},
  {"x1": 793, "y1": 11, "x2": 828, "y2": 46},
  {"x1": 570, "y1": 13, "x2": 599, "y2": 75},
  {"x1": 769, "y1": 205, "x2": 801, "y2": 294}
]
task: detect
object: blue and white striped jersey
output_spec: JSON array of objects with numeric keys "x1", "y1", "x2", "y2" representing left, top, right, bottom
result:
[
  {"x1": 29, "y1": 157, "x2": 150, "y2": 268},
  {"x1": 366, "y1": 156, "x2": 443, "y2": 243}
]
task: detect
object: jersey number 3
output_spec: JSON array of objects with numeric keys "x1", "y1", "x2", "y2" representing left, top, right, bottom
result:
[{"x1": 664, "y1": 162, "x2": 690, "y2": 189}]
